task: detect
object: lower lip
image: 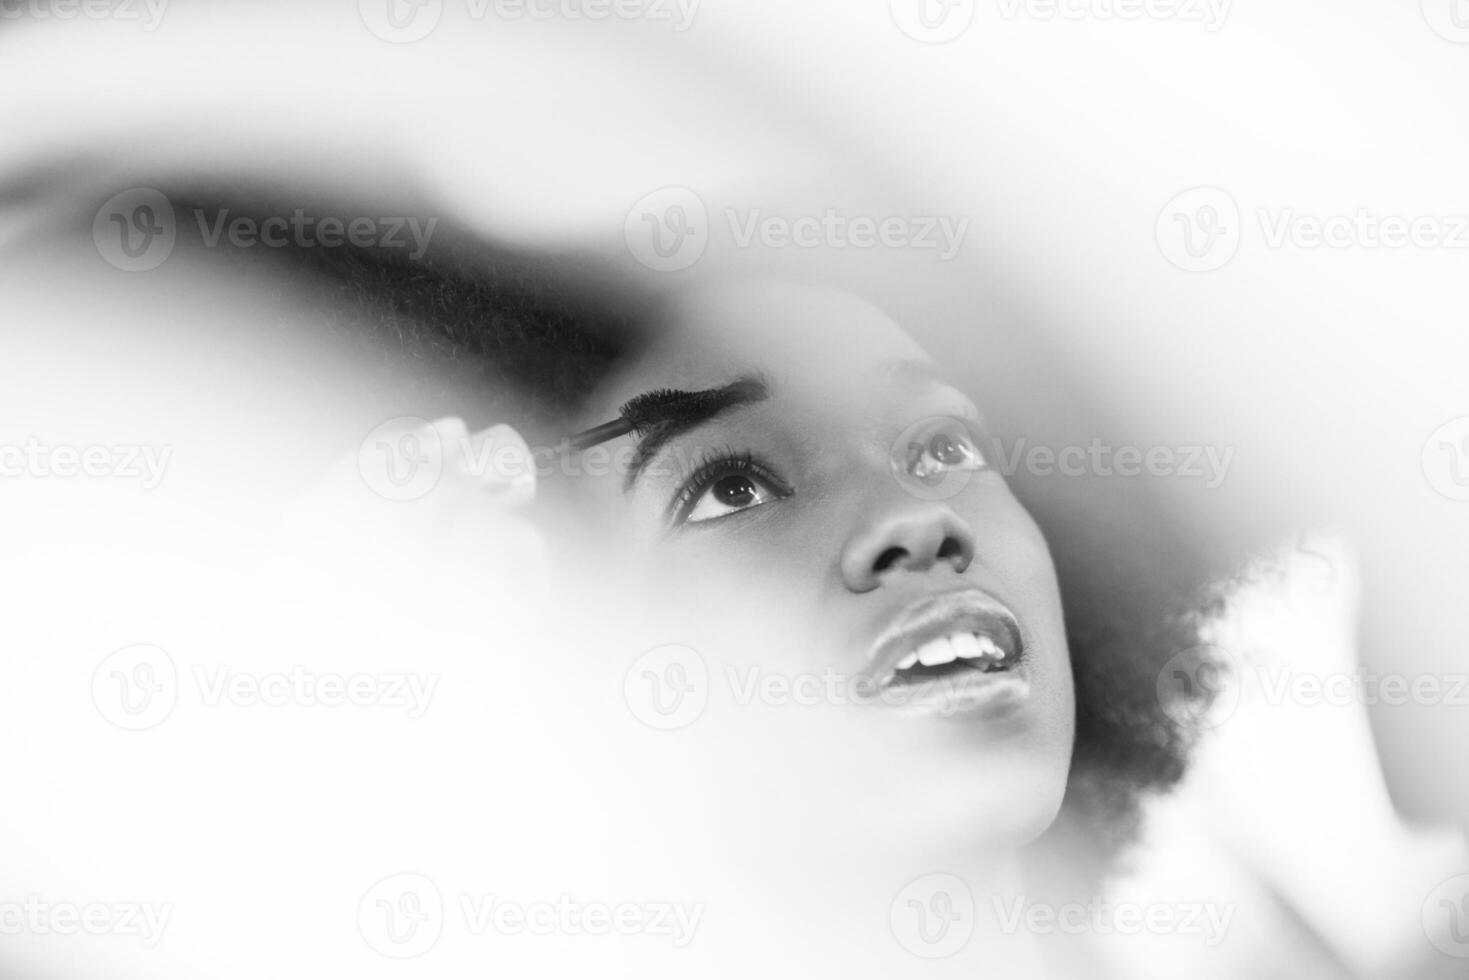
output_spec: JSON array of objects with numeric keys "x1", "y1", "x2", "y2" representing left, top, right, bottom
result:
[{"x1": 879, "y1": 667, "x2": 1031, "y2": 719}]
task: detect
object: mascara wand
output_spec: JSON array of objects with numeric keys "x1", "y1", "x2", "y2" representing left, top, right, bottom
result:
[{"x1": 563, "y1": 380, "x2": 762, "y2": 452}]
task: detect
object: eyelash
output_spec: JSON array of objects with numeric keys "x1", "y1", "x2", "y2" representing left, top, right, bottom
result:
[{"x1": 668, "y1": 447, "x2": 791, "y2": 528}]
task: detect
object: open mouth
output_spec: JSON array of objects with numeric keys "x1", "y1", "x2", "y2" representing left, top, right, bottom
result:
[
  {"x1": 868, "y1": 590, "x2": 1028, "y2": 715},
  {"x1": 888, "y1": 626, "x2": 1017, "y2": 684}
]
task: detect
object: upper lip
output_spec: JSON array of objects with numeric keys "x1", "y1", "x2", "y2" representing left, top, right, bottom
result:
[{"x1": 865, "y1": 588, "x2": 1025, "y2": 682}]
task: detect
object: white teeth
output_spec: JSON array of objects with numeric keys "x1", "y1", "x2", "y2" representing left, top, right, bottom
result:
[
  {"x1": 916, "y1": 637, "x2": 956, "y2": 668},
  {"x1": 950, "y1": 632, "x2": 982, "y2": 658},
  {"x1": 894, "y1": 632, "x2": 1009, "y2": 675}
]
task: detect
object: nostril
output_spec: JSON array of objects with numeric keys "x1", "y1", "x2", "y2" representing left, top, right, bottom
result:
[
  {"x1": 936, "y1": 536, "x2": 966, "y2": 563},
  {"x1": 844, "y1": 510, "x2": 978, "y2": 593},
  {"x1": 872, "y1": 546, "x2": 907, "y2": 575}
]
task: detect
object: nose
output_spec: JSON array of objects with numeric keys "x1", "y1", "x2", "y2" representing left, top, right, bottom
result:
[{"x1": 839, "y1": 502, "x2": 976, "y2": 592}]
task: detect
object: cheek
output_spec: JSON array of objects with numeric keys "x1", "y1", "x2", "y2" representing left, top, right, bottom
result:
[
  {"x1": 963, "y1": 492, "x2": 1074, "y2": 686},
  {"x1": 635, "y1": 517, "x2": 842, "y2": 657},
  {"x1": 965, "y1": 489, "x2": 1061, "y2": 601},
  {"x1": 650, "y1": 524, "x2": 829, "y2": 601}
]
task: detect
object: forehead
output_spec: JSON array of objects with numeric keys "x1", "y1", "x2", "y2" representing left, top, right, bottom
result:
[{"x1": 594, "y1": 282, "x2": 931, "y2": 415}]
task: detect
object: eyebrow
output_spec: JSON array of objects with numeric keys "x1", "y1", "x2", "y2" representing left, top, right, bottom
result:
[
  {"x1": 621, "y1": 375, "x2": 768, "y2": 492},
  {"x1": 882, "y1": 357, "x2": 953, "y2": 390}
]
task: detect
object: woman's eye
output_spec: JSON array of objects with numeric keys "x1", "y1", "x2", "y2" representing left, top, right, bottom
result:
[
  {"x1": 928, "y1": 432, "x2": 973, "y2": 466},
  {"x1": 906, "y1": 421, "x2": 987, "y2": 482},
  {"x1": 683, "y1": 470, "x2": 785, "y2": 524}
]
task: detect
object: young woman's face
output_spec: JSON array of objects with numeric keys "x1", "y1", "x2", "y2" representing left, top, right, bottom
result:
[{"x1": 565, "y1": 282, "x2": 1075, "y2": 850}]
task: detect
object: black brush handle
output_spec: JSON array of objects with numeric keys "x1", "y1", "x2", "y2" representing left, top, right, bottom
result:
[{"x1": 565, "y1": 416, "x2": 635, "y2": 451}]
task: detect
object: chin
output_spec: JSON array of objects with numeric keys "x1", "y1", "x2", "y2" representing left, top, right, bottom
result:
[
  {"x1": 972, "y1": 762, "x2": 1071, "y2": 851},
  {"x1": 854, "y1": 724, "x2": 1072, "y2": 863},
  {"x1": 887, "y1": 674, "x2": 1076, "y2": 855},
  {"x1": 943, "y1": 751, "x2": 1071, "y2": 853}
]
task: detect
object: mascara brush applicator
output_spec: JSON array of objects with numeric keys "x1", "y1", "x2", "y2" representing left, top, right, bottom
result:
[{"x1": 563, "y1": 380, "x2": 762, "y2": 452}]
